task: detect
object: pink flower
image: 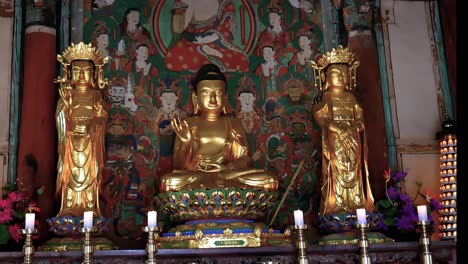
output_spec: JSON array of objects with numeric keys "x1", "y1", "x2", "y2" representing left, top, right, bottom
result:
[
  {"x1": 0, "y1": 199, "x2": 11, "y2": 209},
  {"x1": 8, "y1": 224, "x2": 22, "y2": 243},
  {"x1": 0, "y1": 208, "x2": 13, "y2": 223},
  {"x1": 7, "y1": 192, "x2": 24, "y2": 203}
]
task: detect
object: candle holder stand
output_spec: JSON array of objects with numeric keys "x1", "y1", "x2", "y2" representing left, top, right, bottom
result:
[
  {"x1": 20, "y1": 228, "x2": 38, "y2": 264},
  {"x1": 356, "y1": 223, "x2": 372, "y2": 264},
  {"x1": 79, "y1": 227, "x2": 98, "y2": 264},
  {"x1": 293, "y1": 224, "x2": 309, "y2": 264},
  {"x1": 417, "y1": 221, "x2": 433, "y2": 264},
  {"x1": 143, "y1": 226, "x2": 161, "y2": 264}
]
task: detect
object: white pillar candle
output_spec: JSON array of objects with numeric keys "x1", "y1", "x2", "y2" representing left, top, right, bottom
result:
[
  {"x1": 84, "y1": 211, "x2": 94, "y2": 228},
  {"x1": 417, "y1": 205, "x2": 428, "y2": 222},
  {"x1": 148, "y1": 211, "x2": 157, "y2": 228},
  {"x1": 293, "y1": 210, "x2": 304, "y2": 227},
  {"x1": 356, "y1": 208, "x2": 367, "y2": 224},
  {"x1": 25, "y1": 213, "x2": 35, "y2": 230}
]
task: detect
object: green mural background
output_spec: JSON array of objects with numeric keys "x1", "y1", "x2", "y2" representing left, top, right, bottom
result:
[{"x1": 83, "y1": 0, "x2": 324, "y2": 244}]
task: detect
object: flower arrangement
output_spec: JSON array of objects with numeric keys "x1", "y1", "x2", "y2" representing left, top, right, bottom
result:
[
  {"x1": 0, "y1": 186, "x2": 40, "y2": 246},
  {"x1": 377, "y1": 169, "x2": 441, "y2": 234}
]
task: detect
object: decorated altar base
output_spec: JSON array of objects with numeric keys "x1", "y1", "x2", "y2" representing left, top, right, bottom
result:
[
  {"x1": 318, "y1": 212, "x2": 394, "y2": 245},
  {"x1": 159, "y1": 219, "x2": 291, "y2": 249}
]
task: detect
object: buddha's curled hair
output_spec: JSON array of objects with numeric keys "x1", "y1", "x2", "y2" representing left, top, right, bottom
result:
[{"x1": 192, "y1": 64, "x2": 227, "y2": 92}]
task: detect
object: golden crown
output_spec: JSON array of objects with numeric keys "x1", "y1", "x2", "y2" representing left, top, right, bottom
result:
[
  {"x1": 57, "y1": 42, "x2": 108, "y2": 66},
  {"x1": 308, "y1": 45, "x2": 360, "y2": 91},
  {"x1": 310, "y1": 45, "x2": 359, "y2": 70}
]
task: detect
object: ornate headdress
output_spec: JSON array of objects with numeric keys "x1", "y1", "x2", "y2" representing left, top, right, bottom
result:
[
  {"x1": 308, "y1": 45, "x2": 360, "y2": 91},
  {"x1": 56, "y1": 42, "x2": 109, "y2": 89},
  {"x1": 92, "y1": 20, "x2": 110, "y2": 41},
  {"x1": 284, "y1": 77, "x2": 303, "y2": 89},
  {"x1": 267, "y1": 1, "x2": 282, "y2": 14},
  {"x1": 237, "y1": 76, "x2": 256, "y2": 94},
  {"x1": 110, "y1": 75, "x2": 127, "y2": 87},
  {"x1": 58, "y1": 42, "x2": 108, "y2": 66},
  {"x1": 158, "y1": 78, "x2": 181, "y2": 96},
  {"x1": 296, "y1": 27, "x2": 311, "y2": 39}
]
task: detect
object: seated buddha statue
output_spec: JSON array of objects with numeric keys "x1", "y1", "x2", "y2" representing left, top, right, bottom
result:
[{"x1": 160, "y1": 64, "x2": 278, "y2": 192}]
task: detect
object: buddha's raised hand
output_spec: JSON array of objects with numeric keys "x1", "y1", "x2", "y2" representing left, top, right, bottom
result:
[{"x1": 171, "y1": 115, "x2": 192, "y2": 143}]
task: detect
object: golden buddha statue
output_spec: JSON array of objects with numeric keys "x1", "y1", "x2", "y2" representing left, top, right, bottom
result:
[
  {"x1": 160, "y1": 64, "x2": 278, "y2": 192},
  {"x1": 55, "y1": 42, "x2": 109, "y2": 217},
  {"x1": 309, "y1": 46, "x2": 376, "y2": 216}
]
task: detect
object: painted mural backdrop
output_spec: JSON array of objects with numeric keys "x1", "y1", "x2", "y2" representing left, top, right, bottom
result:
[{"x1": 83, "y1": 0, "x2": 323, "y2": 241}]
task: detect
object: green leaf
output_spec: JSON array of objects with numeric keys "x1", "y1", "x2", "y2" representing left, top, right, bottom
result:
[
  {"x1": 384, "y1": 206, "x2": 398, "y2": 215},
  {"x1": 14, "y1": 210, "x2": 26, "y2": 220},
  {"x1": 0, "y1": 225, "x2": 11, "y2": 245},
  {"x1": 378, "y1": 199, "x2": 394, "y2": 209},
  {"x1": 384, "y1": 217, "x2": 396, "y2": 227}
]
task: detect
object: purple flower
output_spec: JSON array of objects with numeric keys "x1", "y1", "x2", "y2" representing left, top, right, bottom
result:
[
  {"x1": 392, "y1": 171, "x2": 408, "y2": 182},
  {"x1": 401, "y1": 202, "x2": 417, "y2": 217},
  {"x1": 430, "y1": 198, "x2": 442, "y2": 211},
  {"x1": 395, "y1": 213, "x2": 418, "y2": 231},
  {"x1": 399, "y1": 194, "x2": 412, "y2": 205},
  {"x1": 387, "y1": 186, "x2": 400, "y2": 200}
]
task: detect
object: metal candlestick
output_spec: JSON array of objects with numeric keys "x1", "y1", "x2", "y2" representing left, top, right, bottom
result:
[
  {"x1": 293, "y1": 224, "x2": 309, "y2": 264},
  {"x1": 418, "y1": 221, "x2": 433, "y2": 264},
  {"x1": 20, "y1": 228, "x2": 38, "y2": 264},
  {"x1": 143, "y1": 226, "x2": 161, "y2": 264},
  {"x1": 79, "y1": 227, "x2": 98, "y2": 264},
  {"x1": 356, "y1": 223, "x2": 372, "y2": 264}
]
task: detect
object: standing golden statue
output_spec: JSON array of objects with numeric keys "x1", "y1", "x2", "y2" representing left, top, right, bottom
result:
[
  {"x1": 309, "y1": 46, "x2": 375, "y2": 216},
  {"x1": 55, "y1": 42, "x2": 109, "y2": 218},
  {"x1": 160, "y1": 64, "x2": 278, "y2": 192}
]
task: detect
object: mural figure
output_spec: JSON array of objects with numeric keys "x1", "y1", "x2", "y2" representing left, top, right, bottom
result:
[
  {"x1": 165, "y1": 0, "x2": 249, "y2": 72},
  {"x1": 255, "y1": 45, "x2": 288, "y2": 98},
  {"x1": 109, "y1": 76, "x2": 127, "y2": 108},
  {"x1": 103, "y1": 109, "x2": 136, "y2": 207},
  {"x1": 124, "y1": 44, "x2": 159, "y2": 95},
  {"x1": 289, "y1": 27, "x2": 319, "y2": 80},
  {"x1": 255, "y1": 2, "x2": 291, "y2": 58},
  {"x1": 117, "y1": 8, "x2": 155, "y2": 68},
  {"x1": 310, "y1": 46, "x2": 376, "y2": 215},
  {"x1": 93, "y1": 20, "x2": 120, "y2": 71},
  {"x1": 156, "y1": 79, "x2": 188, "y2": 162},
  {"x1": 236, "y1": 76, "x2": 261, "y2": 154},
  {"x1": 130, "y1": 135, "x2": 157, "y2": 208},
  {"x1": 133, "y1": 83, "x2": 159, "y2": 136}
]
